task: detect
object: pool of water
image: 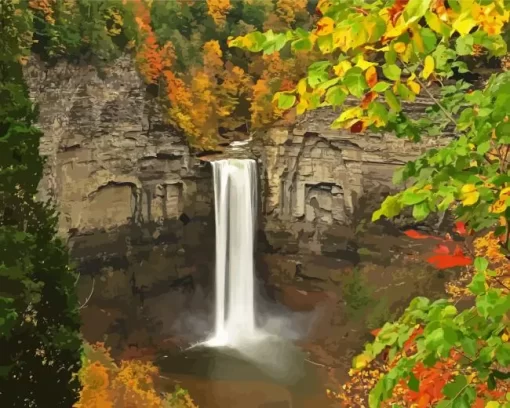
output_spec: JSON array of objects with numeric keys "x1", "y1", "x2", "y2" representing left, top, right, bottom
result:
[{"x1": 156, "y1": 336, "x2": 332, "y2": 408}]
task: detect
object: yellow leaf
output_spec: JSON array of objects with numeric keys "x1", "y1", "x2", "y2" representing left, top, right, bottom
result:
[
  {"x1": 385, "y1": 15, "x2": 409, "y2": 38},
  {"x1": 502, "y1": 333, "x2": 509, "y2": 342},
  {"x1": 453, "y1": 13, "x2": 477, "y2": 35},
  {"x1": 411, "y1": 25, "x2": 425, "y2": 53},
  {"x1": 297, "y1": 78, "x2": 307, "y2": 95},
  {"x1": 394, "y1": 42, "x2": 407, "y2": 54},
  {"x1": 316, "y1": 16, "x2": 335, "y2": 36},
  {"x1": 364, "y1": 45, "x2": 390, "y2": 52},
  {"x1": 332, "y1": 30, "x2": 352, "y2": 52},
  {"x1": 425, "y1": 10, "x2": 447, "y2": 35},
  {"x1": 353, "y1": 353, "x2": 371, "y2": 370},
  {"x1": 407, "y1": 80, "x2": 421, "y2": 94},
  {"x1": 461, "y1": 184, "x2": 480, "y2": 206},
  {"x1": 421, "y1": 55, "x2": 435, "y2": 79},
  {"x1": 333, "y1": 60, "x2": 352, "y2": 78},
  {"x1": 296, "y1": 98, "x2": 308, "y2": 115},
  {"x1": 490, "y1": 198, "x2": 507, "y2": 214},
  {"x1": 355, "y1": 55, "x2": 376, "y2": 71},
  {"x1": 500, "y1": 187, "x2": 510, "y2": 199},
  {"x1": 339, "y1": 107, "x2": 363, "y2": 122}
]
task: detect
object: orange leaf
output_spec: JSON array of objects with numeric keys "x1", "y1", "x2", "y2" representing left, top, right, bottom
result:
[
  {"x1": 361, "y1": 91, "x2": 378, "y2": 109},
  {"x1": 434, "y1": 244, "x2": 450, "y2": 254},
  {"x1": 474, "y1": 399, "x2": 485, "y2": 408},
  {"x1": 388, "y1": 0, "x2": 409, "y2": 24},
  {"x1": 370, "y1": 328, "x2": 381, "y2": 336},
  {"x1": 403, "y1": 230, "x2": 431, "y2": 239},
  {"x1": 426, "y1": 254, "x2": 472, "y2": 269},
  {"x1": 454, "y1": 221, "x2": 467, "y2": 236},
  {"x1": 452, "y1": 245, "x2": 464, "y2": 257},
  {"x1": 417, "y1": 394, "x2": 431, "y2": 408},
  {"x1": 365, "y1": 66, "x2": 378, "y2": 88}
]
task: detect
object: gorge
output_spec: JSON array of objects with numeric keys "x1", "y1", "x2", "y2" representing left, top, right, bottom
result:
[{"x1": 22, "y1": 55, "x2": 455, "y2": 406}]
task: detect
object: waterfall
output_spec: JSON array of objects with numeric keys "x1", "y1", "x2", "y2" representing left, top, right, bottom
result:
[{"x1": 206, "y1": 159, "x2": 258, "y2": 347}]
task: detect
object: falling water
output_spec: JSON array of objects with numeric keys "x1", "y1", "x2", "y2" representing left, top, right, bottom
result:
[{"x1": 206, "y1": 159, "x2": 258, "y2": 347}]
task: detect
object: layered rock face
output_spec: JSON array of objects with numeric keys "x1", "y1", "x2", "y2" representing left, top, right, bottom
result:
[
  {"x1": 25, "y1": 57, "x2": 215, "y2": 348},
  {"x1": 27, "y1": 56, "x2": 449, "y2": 361}
]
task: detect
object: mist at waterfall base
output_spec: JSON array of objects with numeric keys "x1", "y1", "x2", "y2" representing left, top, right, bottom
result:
[{"x1": 180, "y1": 158, "x2": 320, "y2": 384}]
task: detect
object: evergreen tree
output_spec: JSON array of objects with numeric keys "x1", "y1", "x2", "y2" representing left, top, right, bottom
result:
[{"x1": 0, "y1": 1, "x2": 82, "y2": 406}]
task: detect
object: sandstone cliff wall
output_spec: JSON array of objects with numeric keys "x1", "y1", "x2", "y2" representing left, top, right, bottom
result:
[{"x1": 26, "y1": 56, "x2": 448, "y2": 354}]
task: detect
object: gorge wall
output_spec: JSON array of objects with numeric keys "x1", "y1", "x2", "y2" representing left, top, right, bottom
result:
[{"x1": 27, "y1": 56, "x2": 450, "y2": 362}]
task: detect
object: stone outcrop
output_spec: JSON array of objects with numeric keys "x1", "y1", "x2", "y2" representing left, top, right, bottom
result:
[
  {"x1": 25, "y1": 56, "x2": 215, "y2": 350},
  {"x1": 27, "y1": 56, "x2": 451, "y2": 367}
]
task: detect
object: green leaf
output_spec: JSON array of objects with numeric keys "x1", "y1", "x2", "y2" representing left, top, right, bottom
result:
[
  {"x1": 373, "y1": 81, "x2": 391, "y2": 92},
  {"x1": 382, "y1": 64, "x2": 402, "y2": 81},
  {"x1": 460, "y1": 337, "x2": 477, "y2": 357},
  {"x1": 474, "y1": 257, "x2": 489, "y2": 272},
  {"x1": 468, "y1": 272, "x2": 486, "y2": 295},
  {"x1": 292, "y1": 37, "x2": 313, "y2": 51},
  {"x1": 420, "y1": 28, "x2": 438, "y2": 54},
  {"x1": 277, "y1": 93, "x2": 296, "y2": 110},
  {"x1": 456, "y1": 35, "x2": 474, "y2": 56},
  {"x1": 404, "y1": 0, "x2": 432, "y2": 23},
  {"x1": 424, "y1": 327, "x2": 445, "y2": 350},
  {"x1": 325, "y1": 86, "x2": 347, "y2": 106},
  {"x1": 401, "y1": 190, "x2": 428, "y2": 205},
  {"x1": 372, "y1": 194, "x2": 403, "y2": 221},
  {"x1": 476, "y1": 140, "x2": 491, "y2": 155},
  {"x1": 496, "y1": 344, "x2": 510, "y2": 366},
  {"x1": 385, "y1": 89, "x2": 401, "y2": 112},
  {"x1": 442, "y1": 375, "x2": 467, "y2": 399},
  {"x1": 343, "y1": 67, "x2": 368, "y2": 98},
  {"x1": 413, "y1": 201, "x2": 430, "y2": 220},
  {"x1": 408, "y1": 372, "x2": 420, "y2": 392}
]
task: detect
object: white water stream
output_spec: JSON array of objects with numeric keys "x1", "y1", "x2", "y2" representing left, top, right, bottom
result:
[{"x1": 205, "y1": 159, "x2": 259, "y2": 347}]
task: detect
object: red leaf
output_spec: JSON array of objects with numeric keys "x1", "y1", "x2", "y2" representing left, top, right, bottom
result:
[
  {"x1": 370, "y1": 328, "x2": 381, "y2": 337},
  {"x1": 453, "y1": 245, "x2": 464, "y2": 257},
  {"x1": 350, "y1": 120, "x2": 365, "y2": 133},
  {"x1": 434, "y1": 244, "x2": 450, "y2": 254},
  {"x1": 403, "y1": 230, "x2": 431, "y2": 239},
  {"x1": 454, "y1": 221, "x2": 467, "y2": 236},
  {"x1": 474, "y1": 399, "x2": 485, "y2": 408},
  {"x1": 426, "y1": 254, "x2": 472, "y2": 269}
]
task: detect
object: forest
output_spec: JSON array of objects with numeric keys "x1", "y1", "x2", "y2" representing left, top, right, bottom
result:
[{"x1": 1, "y1": 0, "x2": 510, "y2": 407}]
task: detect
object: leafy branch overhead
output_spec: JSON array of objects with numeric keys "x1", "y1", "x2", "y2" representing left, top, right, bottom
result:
[{"x1": 230, "y1": 0, "x2": 510, "y2": 250}]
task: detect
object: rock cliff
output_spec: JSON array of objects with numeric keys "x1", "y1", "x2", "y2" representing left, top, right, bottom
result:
[{"x1": 27, "y1": 56, "x2": 450, "y2": 363}]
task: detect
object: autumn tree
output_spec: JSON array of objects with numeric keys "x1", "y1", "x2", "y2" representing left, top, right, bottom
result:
[
  {"x1": 230, "y1": 0, "x2": 510, "y2": 406},
  {"x1": 76, "y1": 342, "x2": 198, "y2": 408}
]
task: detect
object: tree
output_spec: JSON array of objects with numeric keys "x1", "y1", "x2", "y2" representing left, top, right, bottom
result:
[
  {"x1": 230, "y1": 0, "x2": 510, "y2": 406},
  {"x1": 0, "y1": 1, "x2": 82, "y2": 406}
]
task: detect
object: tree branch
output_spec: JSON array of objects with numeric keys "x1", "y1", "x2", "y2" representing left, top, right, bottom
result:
[
  {"x1": 400, "y1": 60, "x2": 457, "y2": 127},
  {"x1": 78, "y1": 277, "x2": 95, "y2": 310}
]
